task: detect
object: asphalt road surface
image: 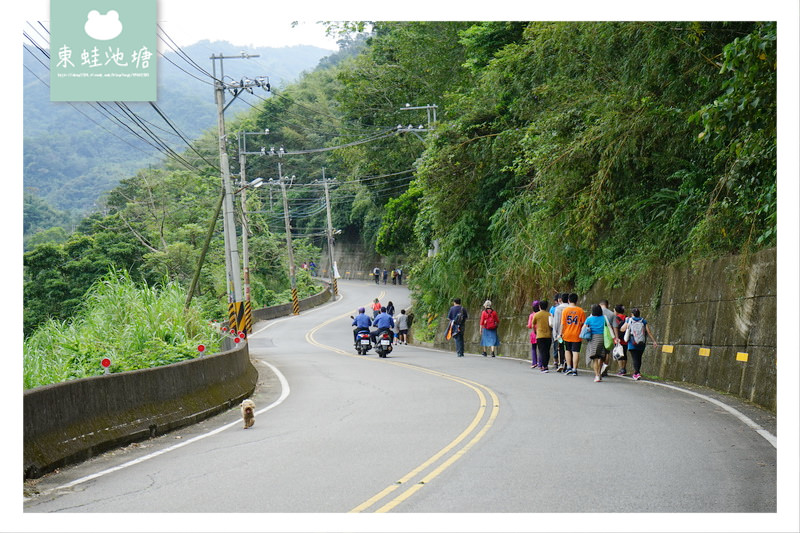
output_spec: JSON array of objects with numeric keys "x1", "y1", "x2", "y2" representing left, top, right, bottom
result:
[{"x1": 23, "y1": 279, "x2": 778, "y2": 527}]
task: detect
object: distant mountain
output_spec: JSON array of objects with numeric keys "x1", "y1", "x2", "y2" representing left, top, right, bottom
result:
[{"x1": 23, "y1": 40, "x2": 333, "y2": 217}]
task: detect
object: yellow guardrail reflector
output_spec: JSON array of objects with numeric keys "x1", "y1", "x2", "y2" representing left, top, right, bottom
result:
[
  {"x1": 662, "y1": 345, "x2": 674, "y2": 353},
  {"x1": 736, "y1": 352, "x2": 749, "y2": 362},
  {"x1": 699, "y1": 348, "x2": 711, "y2": 357}
]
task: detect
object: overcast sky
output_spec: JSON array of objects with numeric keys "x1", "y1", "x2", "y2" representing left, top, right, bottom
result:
[{"x1": 19, "y1": 0, "x2": 793, "y2": 51}]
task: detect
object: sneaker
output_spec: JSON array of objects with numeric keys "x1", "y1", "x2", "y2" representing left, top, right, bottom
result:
[
  {"x1": 482, "y1": 352, "x2": 487, "y2": 357},
  {"x1": 571, "y1": 369, "x2": 578, "y2": 375},
  {"x1": 633, "y1": 373, "x2": 641, "y2": 380},
  {"x1": 617, "y1": 369, "x2": 627, "y2": 376},
  {"x1": 564, "y1": 367, "x2": 573, "y2": 375},
  {"x1": 540, "y1": 368, "x2": 549, "y2": 373},
  {"x1": 594, "y1": 376, "x2": 602, "y2": 382},
  {"x1": 492, "y1": 354, "x2": 496, "y2": 358},
  {"x1": 601, "y1": 363, "x2": 609, "y2": 377}
]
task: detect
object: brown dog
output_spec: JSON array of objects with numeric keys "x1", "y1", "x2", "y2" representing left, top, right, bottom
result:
[{"x1": 241, "y1": 399, "x2": 255, "y2": 429}]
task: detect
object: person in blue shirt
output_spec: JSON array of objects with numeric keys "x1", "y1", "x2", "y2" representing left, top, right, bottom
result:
[
  {"x1": 447, "y1": 298, "x2": 468, "y2": 357},
  {"x1": 371, "y1": 307, "x2": 395, "y2": 344},
  {"x1": 584, "y1": 304, "x2": 607, "y2": 382},
  {"x1": 352, "y1": 307, "x2": 372, "y2": 343}
]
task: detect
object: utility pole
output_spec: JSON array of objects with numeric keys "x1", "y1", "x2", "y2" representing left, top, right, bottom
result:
[
  {"x1": 276, "y1": 158, "x2": 300, "y2": 315},
  {"x1": 238, "y1": 141, "x2": 250, "y2": 304},
  {"x1": 237, "y1": 130, "x2": 268, "y2": 307},
  {"x1": 210, "y1": 52, "x2": 269, "y2": 332},
  {"x1": 321, "y1": 168, "x2": 338, "y2": 297}
]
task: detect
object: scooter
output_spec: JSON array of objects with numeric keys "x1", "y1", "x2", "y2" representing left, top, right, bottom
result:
[
  {"x1": 374, "y1": 331, "x2": 393, "y2": 358},
  {"x1": 354, "y1": 329, "x2": 372, "y2": 355}
]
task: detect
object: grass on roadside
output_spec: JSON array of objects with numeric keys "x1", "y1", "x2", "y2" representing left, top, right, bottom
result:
[{"x1": 23, "y1": 270, "x2": 221, "y2": 389}]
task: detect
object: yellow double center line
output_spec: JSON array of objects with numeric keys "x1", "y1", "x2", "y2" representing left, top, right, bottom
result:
[{"x1": 306, "y1": 307, "x2": 500, "y2": 513}]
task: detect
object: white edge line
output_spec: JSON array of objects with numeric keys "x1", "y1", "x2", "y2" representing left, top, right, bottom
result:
[
  {"x1": 50, "y1": 361, "x2": 291, "y2": 492},
  {"x1": 647, "y1": 380, "x2": 777, "y2": 449},
  {"x1": 36, "y1": 294, "x2": 342, "y2": 497},
  {"x1": 411, "y1": 344, "x2": 777, "y2": 449}
]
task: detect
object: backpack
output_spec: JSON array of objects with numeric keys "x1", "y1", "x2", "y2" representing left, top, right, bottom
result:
[
  {"x1": 454, "y1": 307, "x2": 466, "y2": 326},
  {"x1": 629, "y1": 318, "x2": 646, "y2": 345},
  {"x1": 483, "y1": 309, "x2": 498, "y2": 330},
  {"x1": 407, "y1": 313, "x2": 415, "y2": 327}
]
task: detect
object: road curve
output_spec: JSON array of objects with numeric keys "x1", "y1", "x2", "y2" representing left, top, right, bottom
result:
[{"x1": 22, "y1": 279, "x2": 778, "y2": 530}]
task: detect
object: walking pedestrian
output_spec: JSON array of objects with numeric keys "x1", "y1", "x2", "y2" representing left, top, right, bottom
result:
[
  {"x1": 620, "y1": 307, "x2": 658, "y2": 380},
  {"x1": 386, "y1": 300, "x2": 395, "y2": 317},
  {"x1": 382, "y1": 268, "x2": 388, "y2": 284},
  {"x1": 551, "y1": 293, "x2": 570, "y2": 372},
  {"x1": 549, "y1": 294, "x2": 561, "y2": 370},
  {"x1": 559, "y1": 293, "x2": 586, "y2": 376},
  {"x1": 447, "y1": 298, "x2": 468, "y2": 357},
  {"x1": 391, "y1": 269, "x2": 397, "y2": 285},
  {"x1": 479, "y1": 300, "x2": 500, "y2": 357},
  {"x1": 599, "y1": 299, "x2": 617, "y2": 377},
  {"x1": 397, "y1": 268, "x2": 403, "y2": 285},
  {"x1": 396, "y1": 309, "x2": 409, "y2": 345},
  {"x1": 373, "y1": 266, "x2": 380, "y2": 284},
  {"x1": 533, "y1": 299, "x2": 552, "y2": 373},
  {"x1": 613, "y1": 305, "x2": 628, "y2": 375},
  {"x1": 372, "y1": 298, "x2": 382, "y2": 318},
  {"x1": 391, "y1": 310, "x2": 400, "y2": 344},
  {"x1": 527, "y1": 301, "x2": 540, "y2": 368},
  {"x1": 584, "y1": 304, "x2": 607, "y2": 382}
]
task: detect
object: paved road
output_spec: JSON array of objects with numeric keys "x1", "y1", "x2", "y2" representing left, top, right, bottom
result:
[{"x1": 23, "y1": 280, "x2": 777, "y2": 522}]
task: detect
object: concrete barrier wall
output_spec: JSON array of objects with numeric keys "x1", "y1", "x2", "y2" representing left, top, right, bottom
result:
[
  {"x1": 24, "y1": 339, "x2": 255, "y2": 479},
  {"x1": 23, "y1": 282, "x2": 336, "y2": 479},
  {"x1": 430, "y1": 248, "x2": 777, "y2": 412},
  {"x1": 252, "y1": 281, "x2": 331, "y2": 322}
]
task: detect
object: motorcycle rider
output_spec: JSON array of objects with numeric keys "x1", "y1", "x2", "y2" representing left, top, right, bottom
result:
[
  {"x1": 371, "y1": 306, "x2": 395, "y2": 345},
  {"x1": 352, "y1": 307, "x2": 372, "y2": 344}
]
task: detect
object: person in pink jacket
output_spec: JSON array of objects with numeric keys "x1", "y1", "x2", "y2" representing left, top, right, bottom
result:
[{"x1": 527, "y1": 301, "x2": 540, "y2": 368}]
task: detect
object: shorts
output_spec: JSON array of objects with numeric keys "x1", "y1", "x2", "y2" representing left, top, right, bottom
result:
[
  {"x1": 564, "y1": 341, "x2": 581, "y2": 352},
  {"x1": 399, "y1": 329, "x2": 408, "y2": 335}
]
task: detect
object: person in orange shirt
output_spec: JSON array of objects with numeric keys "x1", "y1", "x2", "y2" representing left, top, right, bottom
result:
[{"x1": 559, "y1": 293, "x2": 586, "y2": 376}]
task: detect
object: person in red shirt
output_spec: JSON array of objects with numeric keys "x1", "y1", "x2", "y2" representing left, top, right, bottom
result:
[
  {"x1": 559, "y1": 293, "x2": 586, "y2": 376},
  {"x1": 479, "y1": 300, "x2": 500, "y2": 357}
]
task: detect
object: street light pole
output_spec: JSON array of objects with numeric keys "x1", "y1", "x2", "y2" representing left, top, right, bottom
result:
[
  {"x1": 238, "y1": 135, "x2": 251, "y2": 305},
  {"x1": 276, "y1": 160, "x2": 300, "y2": 315}
]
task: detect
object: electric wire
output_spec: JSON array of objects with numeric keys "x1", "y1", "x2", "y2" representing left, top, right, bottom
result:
[
  {"x1": 23, "y1": 26, "x2": 214, "y2": 174},
  {"x1": 23, "y1": 64, "x2": 158, "y2": 159}
]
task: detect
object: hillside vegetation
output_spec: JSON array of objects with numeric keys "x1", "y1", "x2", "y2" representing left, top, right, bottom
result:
[{"x1": 24, "y1": 22, "x2": 775, "y2": 356}]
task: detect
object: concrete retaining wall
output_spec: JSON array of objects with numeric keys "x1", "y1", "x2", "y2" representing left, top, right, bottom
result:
[
  {"x1": 23, "y1": 338, "x2": 255, "y2": 479},
  {"x1": 316, "y1": 240, "x2": 406, "y2": 282},
  {"x1": 430, "y1": 248, "x2": 777, "y2": 412}
]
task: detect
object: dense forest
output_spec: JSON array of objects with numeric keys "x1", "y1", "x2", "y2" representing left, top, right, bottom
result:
[{"x1": 24, "y1": 21, "x2": 776, "y2": 350}]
